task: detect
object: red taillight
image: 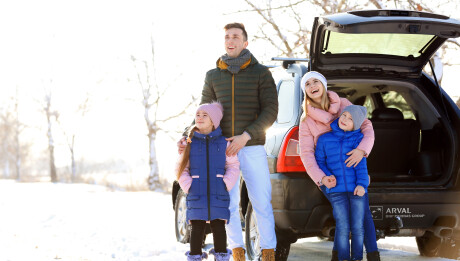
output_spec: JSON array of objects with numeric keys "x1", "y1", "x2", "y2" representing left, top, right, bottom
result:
[{"x1": 276, "y1": 126, "x2": 306, "y2": 173}]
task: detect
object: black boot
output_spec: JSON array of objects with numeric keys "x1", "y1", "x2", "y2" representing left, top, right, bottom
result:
[
  {"x1": 331, "y1": 250, "x2": 338, "y2": 261},
  {"x1": 366, "y1": 251, "x2": 381, "y2": 261}
]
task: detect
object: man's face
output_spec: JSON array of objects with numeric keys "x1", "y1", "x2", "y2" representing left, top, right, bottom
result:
[{"x1": 225, "y1": 28, "x2": 248, "y2": 58}]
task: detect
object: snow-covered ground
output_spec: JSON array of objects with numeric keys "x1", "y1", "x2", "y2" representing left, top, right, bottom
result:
[{"x1": 0, "y1": 180, "x2": 455, "y2": 261}]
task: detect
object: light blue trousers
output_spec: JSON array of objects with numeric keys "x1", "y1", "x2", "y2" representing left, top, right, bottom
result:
[{"x1": 226, "y1": 145, "x2": 277, "y2": 250}]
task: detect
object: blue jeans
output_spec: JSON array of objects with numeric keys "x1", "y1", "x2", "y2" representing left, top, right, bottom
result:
[
  {"x1": 320, "y1": 186, "x2": 378, "y2": 254},
  {"x1": 329, "y1": 192, "x2": 366, "y2": 260}
]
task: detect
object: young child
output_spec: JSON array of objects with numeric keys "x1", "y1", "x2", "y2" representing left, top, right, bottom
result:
[
  {"x1": 176, "y1": 102, "x2": 239, "y2": 261},
  {"x1": 315, "y1": 105, "x2": 377, "y2": 261}
]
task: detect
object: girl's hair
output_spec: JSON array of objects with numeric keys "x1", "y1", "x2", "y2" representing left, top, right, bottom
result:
[
  {"x1": 176, "y1": 126, "x2": 198, "y2": 180},
  {"x1": 302, "y1": 83, "x2": 330, "y2": 121},
  {"x1": 176, "y1": 123, "x2": 216, "y2": 180}
]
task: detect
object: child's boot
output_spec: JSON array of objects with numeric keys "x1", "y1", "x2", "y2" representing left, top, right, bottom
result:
[
  {"x1": 331, "y1": 250, "x2": 338, "y2": 261},
  {"x1": 232, "y1": 247, "x2": 246, "y2": 261},
  {"x1": 209, "y1": 248, "x2": 231, "y2": 261},
  {"x1": 185, "y1": 251, "x2": 208, "y2": 261},
  {"x1": 260, "y1": 249, "x2": 275, "y2": 261},
  {"x1": 366, "y1": 251, "x2": 381, "y2": 261}
]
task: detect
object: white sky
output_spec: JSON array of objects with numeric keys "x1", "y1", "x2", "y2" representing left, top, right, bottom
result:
[{"x1": 0, "y1": 1, "x2": 459, "y2": 183}]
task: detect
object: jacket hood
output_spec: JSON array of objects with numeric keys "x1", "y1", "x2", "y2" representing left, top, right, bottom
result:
[{"x1": 193, "y1": 127, "x2": 223, "y2": 140}]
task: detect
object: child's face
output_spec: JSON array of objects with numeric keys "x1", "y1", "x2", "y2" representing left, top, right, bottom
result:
[
  {"x1": 195, "y1": 110, "x2": 214, "y2": 133},
  {"x1": 339, "y1": 111, "x2": 354, "y2": 131}
]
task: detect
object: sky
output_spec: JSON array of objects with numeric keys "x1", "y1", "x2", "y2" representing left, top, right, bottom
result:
[{"x1": 0, "y1": 1, "x2": 459, "y2": 186}]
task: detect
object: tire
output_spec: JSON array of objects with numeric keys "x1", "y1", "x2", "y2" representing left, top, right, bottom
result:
[
  {"x1": 245, "y1": 202, "x2": 261, "y2": 260},
  {"x1": 274, "y1": 240, "x2": 291, "y2": 261},
  {"x1": 416, "y1": 231, "x2": 460, "y2": 259},
  {"x1": 174, "y1": 189, "x2": 190, "y2": 243}
]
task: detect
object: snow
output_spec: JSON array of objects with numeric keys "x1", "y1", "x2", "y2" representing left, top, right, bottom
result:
[{"x1": 0, "y1": 180, "x2": 455, "y2": 261}]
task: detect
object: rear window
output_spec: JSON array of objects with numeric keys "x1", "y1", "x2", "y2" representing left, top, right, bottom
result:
[
  {"x1": 277, "y1": 80, "x2": 295, "y2": 124},
  {"x1": 322, "y1": 30, "x2": 436, "y2": 58}
]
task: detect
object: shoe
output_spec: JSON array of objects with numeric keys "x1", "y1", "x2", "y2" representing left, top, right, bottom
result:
[
  {"x1": 209, "y1": 248, "x2": 232, "y2": 261},
  {"x1": 260, "y1": 249, "x2": 275, "y2": 261},
  {"x1": 331, "y1": 250, "x2": 338, "y2": 261},
  {"x1": 232, "y1": 247, "x2": 246, "y2": 261},
  {"x1": 366, "y1": 251, "x2": 381, "y2": 261},
  {"x1": 186, "y1": 251, "x2": 208, "y2": 261}
]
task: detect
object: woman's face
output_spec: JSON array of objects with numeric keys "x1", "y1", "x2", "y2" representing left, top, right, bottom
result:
[{"x1": 304, "y1": 77, "x2": 325, "y2": 101}]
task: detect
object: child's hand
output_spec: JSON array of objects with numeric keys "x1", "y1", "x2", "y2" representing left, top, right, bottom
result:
[
  {"x1": 322, "y1": 175, "x2": 336, "y2": 189},
  {"x1": 354, "y1": 185, "x2": 365, "y2": 196}
]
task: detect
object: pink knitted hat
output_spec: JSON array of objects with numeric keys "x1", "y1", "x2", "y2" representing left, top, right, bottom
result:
[{"x1": 196, "y1": 102, "x2": 224, "y2": 129}]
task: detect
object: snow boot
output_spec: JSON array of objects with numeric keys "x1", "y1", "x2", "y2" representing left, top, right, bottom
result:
[
  {"x1": 232, "y1": 247, "x2": 246, "y2": 261},
  {"x1": 331, "y1": 250, "x2": 338, "y2": 261},
  {"x1": 209, "y1": 248, "x2": 231, "y2": 261},
  {"x1": 185, "y1": 251, "x2": 208, "y2": 261},
  {"x1": 260, "y1": 249, "x2": 275, "y2": 261},
  {"x1": 366, "y1": 251, "x2": 381, "y2": 261}
]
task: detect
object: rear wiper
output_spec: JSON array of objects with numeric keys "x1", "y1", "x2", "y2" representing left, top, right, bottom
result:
[{"x1": 428, "y1": 60, "x2": 451, "y2": 123}]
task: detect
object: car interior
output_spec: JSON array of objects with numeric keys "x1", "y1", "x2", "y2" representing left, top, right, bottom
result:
[{"x1": 327, "y1": 79, "x2": 449, "y2": 184}]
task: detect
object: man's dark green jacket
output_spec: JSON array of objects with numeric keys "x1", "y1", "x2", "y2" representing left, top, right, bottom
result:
[{"x1": 200, "y1": 54, "x2": 278, "y2": 146}]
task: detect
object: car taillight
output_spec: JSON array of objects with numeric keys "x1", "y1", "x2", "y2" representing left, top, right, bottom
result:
[{"x1": 276, "y1": 126, "x2": 306, "y2": 173}]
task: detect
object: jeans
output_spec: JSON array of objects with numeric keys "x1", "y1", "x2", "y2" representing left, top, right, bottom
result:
[
  {"x1": 226, "y1": 145, "x2": 277, "y2": 250},
  {"x1": 329, "y1": 192, "x2": 366, "y2": 260},
  {"x1": 320, "y1": 185, "x2": 378, "y2": 254}
]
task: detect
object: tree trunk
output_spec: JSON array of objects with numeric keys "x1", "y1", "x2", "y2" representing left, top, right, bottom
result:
[
  {"x1": 147, "y1": 130, "x2": 161, "y2": 190},
  {"x1": 47, "y1": 121, "x2": 57, "y2": 183}
]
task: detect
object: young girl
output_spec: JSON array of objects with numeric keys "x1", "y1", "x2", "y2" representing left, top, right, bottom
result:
[
  {"x1": 176, "y1": 102, "x2": 239, "y2": 261},
  {"x1": 315, "y1": 105, "x2": 372, "y2": 261},
  {"x1": 298, "y1": 71, "x2": 380, "y2": 261}
]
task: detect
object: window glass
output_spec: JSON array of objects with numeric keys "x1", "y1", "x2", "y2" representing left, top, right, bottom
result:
[
  {"x1": 323, "y1": 31, "x2": 435, "y2": 58},
  {"x1": 277, "y1": 80, "x2": 295, "y2": 124},
  {"x1": 381, "y1": 91, "x2": 416, "y2": 119},
  {"x1": 363, "y1": 96, "x2": 375, "y2": 119}
]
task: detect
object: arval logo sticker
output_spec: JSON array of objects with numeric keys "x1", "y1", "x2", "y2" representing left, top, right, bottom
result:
[{"x1": 370, "y1": 206, "x2": 383, "y2": 220}]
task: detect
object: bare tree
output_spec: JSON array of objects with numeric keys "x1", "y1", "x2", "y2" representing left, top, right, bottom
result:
[
  {"x1": 42, "y1": 84, "x2": 58, "y2": 183},
  {"x1": 131, "y1": 36, "x2": 197, "y2": 191},
  {"x1": 57, "y1": 95, "x2": 90, "y2": 182}
]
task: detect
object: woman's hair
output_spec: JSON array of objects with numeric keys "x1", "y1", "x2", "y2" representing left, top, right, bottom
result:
[
  {"x1": 176, "y1": 126, "x2": 198, "y2": 180},
  {"x1": 302, "y1": 83, "x2": 330, "y2": 121}
]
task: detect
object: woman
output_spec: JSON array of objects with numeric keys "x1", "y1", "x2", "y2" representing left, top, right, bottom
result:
[{"x1": 298, "y1": 71, "x2": 381, "y2": 261}]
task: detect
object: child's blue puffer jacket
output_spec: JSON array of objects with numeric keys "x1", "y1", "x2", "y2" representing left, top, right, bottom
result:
[
  {"x1": 315, "y1": 118, "x2": 369, "y2": 194},
  {"x1": 186, "y1": 127, "x2": 231, "y2": 222}
]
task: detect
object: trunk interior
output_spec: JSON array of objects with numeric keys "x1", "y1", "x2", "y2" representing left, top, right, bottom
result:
[{"x1": 327, "y1": 77, "x2": 455, "y2": 186}]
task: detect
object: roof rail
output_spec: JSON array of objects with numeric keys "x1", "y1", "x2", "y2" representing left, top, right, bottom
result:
[{"x1": 271, "y1": 57, "x2": 309, "y2": 69}]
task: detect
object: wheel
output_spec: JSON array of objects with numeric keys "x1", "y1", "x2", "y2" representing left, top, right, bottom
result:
[
  {"x1": 245, "y1": 202, "x2": 261, "y2": 260},
  {"x1": 174, "y1": 189, "x2": 190, "y2": 243},
  {"x1": 416, "y1": 231, "x2": 460, "y2": 259}
]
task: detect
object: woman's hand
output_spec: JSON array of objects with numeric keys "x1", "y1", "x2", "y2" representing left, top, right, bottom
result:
[
  {"x1": 322, "y1": 175, "x2": 336, "y2": 189},
  {"x1": 345, "y1": 149, "x2": 365, "y2": 167},
  {"x1": 354, "y1": 185, "x2": 365, "y2": 196}
]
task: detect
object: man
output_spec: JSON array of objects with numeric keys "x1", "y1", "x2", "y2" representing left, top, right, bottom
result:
[{"x1": 180, "y1": 23, "x2": 278, "y2": 261}]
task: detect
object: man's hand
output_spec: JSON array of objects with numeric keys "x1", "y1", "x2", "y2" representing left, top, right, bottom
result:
[
  {"x1": 345, "y1": 149, "x2": 365, "y2": 168},
  {"x1": 225, "y1": 132, "x2": 251, "y2": 156},
  {"x1": 177, "y1": 137, "x2": 186, "y2": 154},
  {"x1": 354, "y1": 185, "x2": 365, "y2": 196},
  {"x1": 322, "y1": 175, "x2": 336, "y2": 189}
]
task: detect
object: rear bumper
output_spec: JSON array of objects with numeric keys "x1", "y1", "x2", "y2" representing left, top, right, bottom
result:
[{"x1": 270, "y1": 173, "x2": 460, "y2": 237}]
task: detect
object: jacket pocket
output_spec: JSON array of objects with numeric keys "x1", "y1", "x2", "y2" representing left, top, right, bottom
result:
[
  {"x1": 211, "y1": 194, "x2": 230, "y2": 208},
  {"x1": 186, "y1": 195, "x2": 201, "y2": 209},
  {"x1": 215, "y1": 169, "x2": 227, "y2": 194}
]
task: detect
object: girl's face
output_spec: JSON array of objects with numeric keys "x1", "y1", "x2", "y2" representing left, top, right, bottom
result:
[
  {"x1": 339, "y1": 111, "x2": 354, "y2": 131},
  {"x1": 195, "y1": 110, "x2": 214, "y2": 134},
  {"x1": 304, "y1": 77, "x2": 325, "y2": 101}
]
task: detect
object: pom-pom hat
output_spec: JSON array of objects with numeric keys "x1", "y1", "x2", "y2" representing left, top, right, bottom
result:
[{"x1": 300, "y1": 71, "x2": 327, "y2": 94}]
